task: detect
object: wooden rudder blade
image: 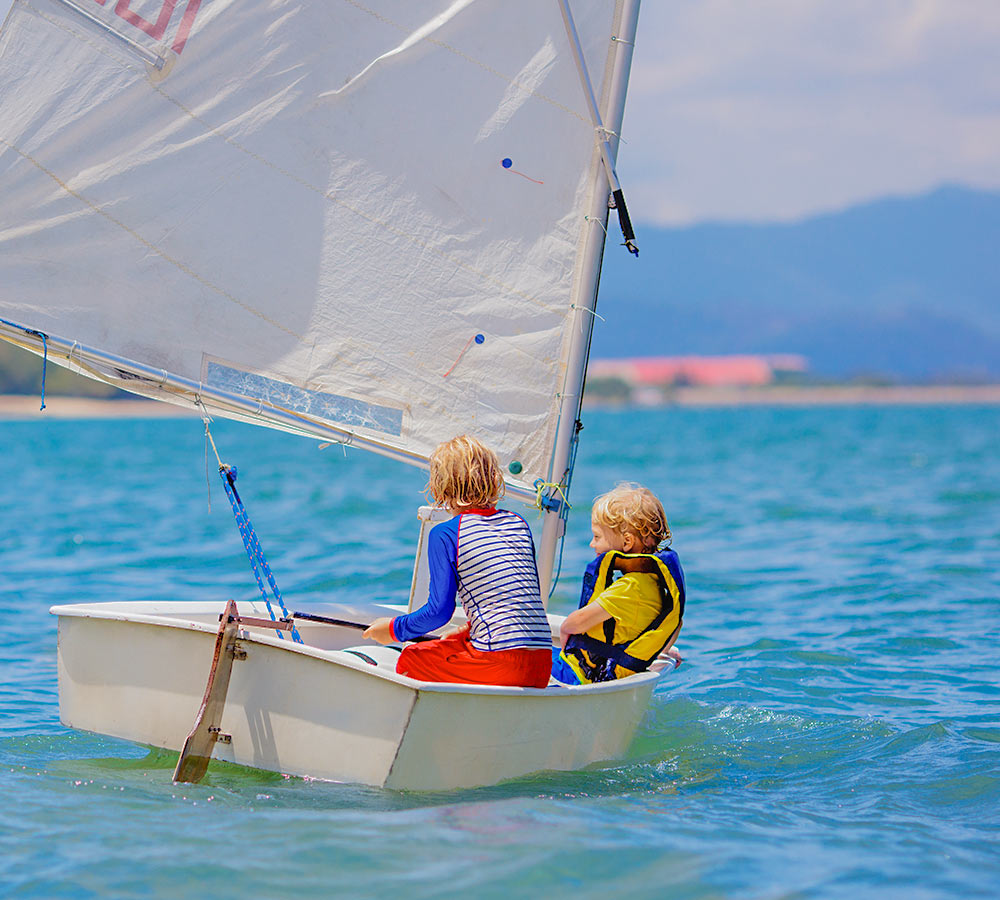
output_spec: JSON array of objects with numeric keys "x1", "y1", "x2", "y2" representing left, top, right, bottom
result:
[{"x1": 173, "y1": 598, "x2": 242, "y2": 784}]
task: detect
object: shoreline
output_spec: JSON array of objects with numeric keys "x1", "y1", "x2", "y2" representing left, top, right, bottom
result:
[
  {"x1": 2, "y1": 385, "x2": 1000, "y2": 420},
  {"x1": 587, "y1": 384, "x2": 1000, "y2": 408},
  {"x1": 0, "y1": 394, "x2": 199, "y2": 419}
]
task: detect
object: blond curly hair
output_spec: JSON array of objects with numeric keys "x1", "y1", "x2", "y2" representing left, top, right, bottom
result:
[
  {"x1": 591, "y1": 483, "x2": 671, "y2": 550},
  {"x1": 427, "y1": 434, "x2": 505, "y2": 510}
]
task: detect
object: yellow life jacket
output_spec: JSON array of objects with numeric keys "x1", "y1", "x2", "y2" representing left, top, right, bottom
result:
[{"x1": 562, "y1": 548, "x2": 685, "y2": 683}]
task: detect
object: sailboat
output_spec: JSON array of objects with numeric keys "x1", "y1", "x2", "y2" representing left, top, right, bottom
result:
[{"x1": 0, "y1": 0, "x2": 671, "y2": 790}]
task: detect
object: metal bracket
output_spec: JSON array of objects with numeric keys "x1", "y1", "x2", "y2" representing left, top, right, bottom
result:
[
  {"x1": 208, "y1": 727, "x2": 232, "y2": 744},
  {"x1": 219, "y1": 612, "x2": 294, "y2": 632}
]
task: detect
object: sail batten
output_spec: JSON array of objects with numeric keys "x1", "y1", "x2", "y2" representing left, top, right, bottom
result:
[
  {"x1": 0, "y1": 0, "x2": 630, "y2": 490},
  {"x1": 49, "y1": 0, "x2": 168, "y2": 69}
]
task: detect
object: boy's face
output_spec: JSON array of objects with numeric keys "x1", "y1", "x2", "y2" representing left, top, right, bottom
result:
[{"x1": 590, "y1": 520, "x2": 636, "y2": 555}]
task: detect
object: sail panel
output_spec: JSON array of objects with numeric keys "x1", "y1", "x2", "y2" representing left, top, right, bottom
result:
[{"x1": 0, "y1": 0, "x2": 623, "y2": 486}]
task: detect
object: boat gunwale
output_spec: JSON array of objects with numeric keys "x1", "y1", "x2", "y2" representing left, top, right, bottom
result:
[{"x1": 51, "y1": 602, "x2": 662, "y2": 698}]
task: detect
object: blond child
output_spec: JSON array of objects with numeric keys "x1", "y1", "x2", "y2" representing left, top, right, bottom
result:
[
  {"x1": 363, "y1": 435, "x2": 552, "y2": 687},
  {"x1": 551, "y1": 483, "x2": 685, "y2": 685}
]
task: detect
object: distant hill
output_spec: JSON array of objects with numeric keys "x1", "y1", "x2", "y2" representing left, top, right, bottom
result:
[{"x1": 593, "y1": 185, "x2": 1000, "y2": 380}]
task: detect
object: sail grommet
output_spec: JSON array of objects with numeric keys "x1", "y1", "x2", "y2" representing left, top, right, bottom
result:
[{"x1": 508, "y1": 460, "x2": 522, "y2": 475}]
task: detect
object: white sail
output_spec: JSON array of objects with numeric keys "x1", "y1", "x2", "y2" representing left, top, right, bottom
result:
[{"x1": 0, "y1": 0, "x2": 630, "y2": 492}]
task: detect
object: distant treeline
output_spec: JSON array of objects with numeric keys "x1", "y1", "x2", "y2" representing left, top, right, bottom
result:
[{"x1": 0, "y1": 342, "x2": 123, "y2": 398}]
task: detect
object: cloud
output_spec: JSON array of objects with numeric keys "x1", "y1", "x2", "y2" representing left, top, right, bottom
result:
[{"x1": 618, "y1": 0, "x2": 1000, "y2": 224}]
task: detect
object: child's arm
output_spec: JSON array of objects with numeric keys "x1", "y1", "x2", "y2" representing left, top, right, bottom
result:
[
  {"x1": 364, "y1": 525, "x2": 458, "y2": 645},
  {"x1": 558, "y1": 601, "x2": 612, "y2": 648}
]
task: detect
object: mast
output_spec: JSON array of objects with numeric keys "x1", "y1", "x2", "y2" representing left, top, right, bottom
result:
[{"x1": 537, "y1": 0, "x2": 641, "y2": 600}]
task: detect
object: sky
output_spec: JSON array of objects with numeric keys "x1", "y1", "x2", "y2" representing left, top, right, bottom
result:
[
  {"x1": 2, "y1": 0, "x2": 998, "y2": 226},
  {"x1": 621, "y1": 0, "x2": 1000, "y2": 225}
]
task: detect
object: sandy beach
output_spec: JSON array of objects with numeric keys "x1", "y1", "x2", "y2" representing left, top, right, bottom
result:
[
  {"x1": 0, "y1": 394, "x2": 200, "y2": 419},
  {"x1": 2, "y1": 385, "x2": 999, "y2": 420},
  {"x1": 586, "y1": 384, "x2": 1000, "y2": 408},
  {"x1": 658, "y1": 384, "x2": 1000, "y2": 406}
]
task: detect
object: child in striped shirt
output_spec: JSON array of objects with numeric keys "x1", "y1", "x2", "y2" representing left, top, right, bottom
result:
[{"x1": 363, "y1": 435, "x2": 553, "y2": 687}]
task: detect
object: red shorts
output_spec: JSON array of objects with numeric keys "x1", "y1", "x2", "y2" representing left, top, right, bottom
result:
[{"x1": 396, "y1": 626, "x2": 551, "y2": 688}]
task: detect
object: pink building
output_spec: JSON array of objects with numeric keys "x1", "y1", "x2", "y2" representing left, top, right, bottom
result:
[{"x1": 588, "y1": 354, "x2": 807, "y2": 387}]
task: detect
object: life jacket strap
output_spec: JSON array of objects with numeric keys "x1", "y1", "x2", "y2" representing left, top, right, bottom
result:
[{"x1": 567, "y1": 633, "x2": 653, "y2": 673}]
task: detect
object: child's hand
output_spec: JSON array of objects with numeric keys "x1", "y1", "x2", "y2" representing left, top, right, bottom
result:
[
  {"x1": 362, "y1": 617, "x2": 395, "y2": 645},
  {"x1": 437, "y1": 622, "x2": 468, "y2": 638},
  {"x1": 650, "y1": 645, "x2": 682, "y2": 672}
]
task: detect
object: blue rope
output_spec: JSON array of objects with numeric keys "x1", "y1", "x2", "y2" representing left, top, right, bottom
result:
[
  {"x1": 0, "y1": 317, "x2": 47, "y2": 410},
  {"x1": 37, "y1": 332, "x2": 47, "y2": 411},
  {"x1": 219, "y1": 464, "x2": 302, "y2": 643}
]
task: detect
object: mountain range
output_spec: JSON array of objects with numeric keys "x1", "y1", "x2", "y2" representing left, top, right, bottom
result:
[{"x1": 592, "y1": 185, "x2": 1000, "y2": 380}]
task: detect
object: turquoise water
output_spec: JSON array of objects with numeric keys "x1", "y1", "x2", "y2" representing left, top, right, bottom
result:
[{"x1": 1, "y1": 406, "x2": 998, "y2": 898}]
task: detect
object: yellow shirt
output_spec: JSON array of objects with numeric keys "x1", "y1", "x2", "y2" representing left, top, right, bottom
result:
[{"x1": 585, "y1": 572, "x2": 663, "y2": 644}]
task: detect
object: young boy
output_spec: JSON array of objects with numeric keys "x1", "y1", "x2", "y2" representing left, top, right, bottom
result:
[
  {"x1": 363, "y1": 435, "x2": 553, "y2": 687},
  {"x1": 551, "y1": 483, "x2": 685, "y2": 685}
]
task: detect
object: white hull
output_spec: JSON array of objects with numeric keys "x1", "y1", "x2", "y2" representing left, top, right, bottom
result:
[{"x1": 52, "y1": 600, "x2": 660, "y2": 791}]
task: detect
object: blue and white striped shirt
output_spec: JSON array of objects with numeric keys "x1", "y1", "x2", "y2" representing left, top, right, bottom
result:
[{"x1": 391, "y1": 509, "x2": 553, "y2": 651}]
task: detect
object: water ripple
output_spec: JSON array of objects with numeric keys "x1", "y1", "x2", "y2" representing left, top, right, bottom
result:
[{"x1": 1, "y1": 408, "x2": 998, "y2": 898}]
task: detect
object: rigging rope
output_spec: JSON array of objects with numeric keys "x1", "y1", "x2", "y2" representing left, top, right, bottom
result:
[
  {"x1": 533, "y1": 480, "x2": 571, "y2": 514},
  {"x1": 203, "y1": 421, "x2": 303, "y2": 643},
  {"x1": 0, "y1": 317, "x2": 47, "y2": 410}
]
